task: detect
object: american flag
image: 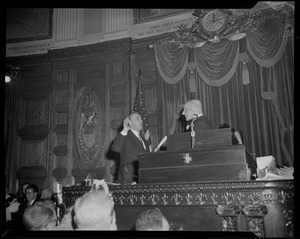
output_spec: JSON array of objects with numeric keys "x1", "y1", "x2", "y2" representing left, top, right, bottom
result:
[{"x1": 133, "y1": 70, "x2": 152, "y2": 152}]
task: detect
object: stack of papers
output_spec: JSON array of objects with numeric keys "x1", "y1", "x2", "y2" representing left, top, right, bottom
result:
[{"x1": 256, "y1": 155, "x2": 293, "y2": 180}]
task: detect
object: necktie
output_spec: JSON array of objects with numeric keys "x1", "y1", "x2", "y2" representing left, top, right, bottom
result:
[{"x1": 138, "y1": 134, "x2": 146, "y2": 150}]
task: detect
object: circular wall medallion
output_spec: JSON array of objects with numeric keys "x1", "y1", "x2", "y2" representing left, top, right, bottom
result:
[{"x1": 73, "y1": 87, "x2": 105, "y2": 169}]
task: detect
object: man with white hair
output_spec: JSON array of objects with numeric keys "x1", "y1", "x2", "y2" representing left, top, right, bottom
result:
[
  {"x1": 72, "y1": 180, "x2": 117, "y2": 230},
  {"x1": 182, "y1": 99, "x2": 213, "y2": 131},
  {"x1": 40, "y1": 188, "x2": 54, "y2": 201}
]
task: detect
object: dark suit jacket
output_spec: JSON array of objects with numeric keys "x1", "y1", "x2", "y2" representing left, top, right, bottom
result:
[
  {"x1": 12, "y1": 197, "x2": 40, "y2": 231},
  {"x1": 192, "y1": 115, "x2": 213, "y2": 132},
  {"x1": 111, "y1": 129, "x2": 149, "y2": 184}
]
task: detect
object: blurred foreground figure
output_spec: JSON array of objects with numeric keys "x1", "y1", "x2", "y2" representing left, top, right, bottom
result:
[
  {"x1": 23, "y1": 200, "x2": 57, "y2": 230},
  {"x1": 135, "y1": 207, "x2": 170, "y2": 231},
  {"x1": 73, "y1": 179, "x2": 117, "y2": 230}
]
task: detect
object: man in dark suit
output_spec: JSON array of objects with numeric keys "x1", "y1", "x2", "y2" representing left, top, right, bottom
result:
[
  {"x1": 25, "y1": 184, "x2": 40, "y2": 207},
  {"x1": 11, "y1": 184, "x2": 40, "y2": 231},
  {"x1": 182, "y1": 99, "x2": 213, "y2": 131},
  {"x1": 111, "y1": 112, "x2": 150, "y2": 184}
]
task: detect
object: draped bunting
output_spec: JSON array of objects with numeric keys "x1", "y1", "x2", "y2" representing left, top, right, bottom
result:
[
  {"x1": 193, "y1": 40, "x2": 240, "y2": 87},
  {"x1": 246, "y1": 14, "x2": 289, "y2": 67},
  {"x1": 153, "y1": 11, "x2": 293, "y2": 166},
  {"x1": 154, "y1": 42, "x2": 188, "y2": 84},
  {"x1": 154, "y1": 13, "x2": 290, "y2": 84}
]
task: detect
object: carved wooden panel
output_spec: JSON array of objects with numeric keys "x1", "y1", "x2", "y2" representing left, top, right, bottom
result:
[
  {"x1": 110, "y1": 106, "x2": 125, "y2": 120},
  {"x1": 57, "y1": 134, "x2": 67, "y2": 146},
  {"x1": 56, "y1": 112, "x2": 68, "y2": 125},
  {"x1": 53, "y1": 146, "x2": 68, "y2": 156},
  {"x1": 21, "y1": 88, "x2": 51, "y2": 100},
  {"x1": 54, "y1": 124, "x2": 68, "y2": 134},
  {"x1": 76, "y1": 64, "x2": 106, "y2": 89},
  {"x1": 110, "y1": 83, "x2": 127, "y2": 104},
  {"x1": 57, "y1": 70, "x2": 69, "y2": 85},
  {"x1": 20, "y1": 97, "x2": 49, "y2": 128},
  {"x1": 20, "y1": 140, "x2": 48, "y2": 167},
  {"x1": 53, "y1": 167, "x2": 68, "y2": 180},
  {"x1": 18, "y1": 124, "x2": 49, "y2": 141},
  {"x1": 55, "y1": 156, "x2": 67, "y2": 167},
  {"x1": 109, "y1": 62, "x2": 124, "y2": 78},
  {"x1": 22, "y1": 75, "x2": 51, "y2": 90},
  {"x1": 73, "y1": 87, "x2": 106, "y2": 169},
  {"x1": 21, "y1": 65, "x2": 51, "y2": 89},
  {"x1": 56, "y1": 89, "x2": 69, "y2": 104}
]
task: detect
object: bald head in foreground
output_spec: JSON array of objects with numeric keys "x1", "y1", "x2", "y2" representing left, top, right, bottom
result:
[{"x1": 73, "y1": 189, "x2": 116, "y2": 230}]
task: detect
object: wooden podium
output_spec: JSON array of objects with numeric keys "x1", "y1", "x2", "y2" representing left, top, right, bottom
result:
[
  {"x1": 138, "y1": 128, "x2": 257, "y2": 184},
  {"x1": 62, "y1": 129, "x2": 293, "y2": 236}
]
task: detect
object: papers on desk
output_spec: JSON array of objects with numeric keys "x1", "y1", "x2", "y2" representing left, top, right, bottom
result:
[
  {"x1": 255, "y1": 155, "x2": 293, "y2": 181},
  {"x1": 106, "y1": 182, "x2": 121, "y2": 186},
  {"x1": 256, "y1": 172, "x2": 291, "y2": 180}
]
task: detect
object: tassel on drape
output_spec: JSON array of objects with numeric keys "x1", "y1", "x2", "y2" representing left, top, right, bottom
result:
[
  {"x1": 188, "y1": 62, "x2": 196, "y2": 93},
  {"x1": 239, "y1": 52, "x2": 250, "y2": 85},
  {"x1": 242, "y1": 63, "x2": 250, "y2": 85}
]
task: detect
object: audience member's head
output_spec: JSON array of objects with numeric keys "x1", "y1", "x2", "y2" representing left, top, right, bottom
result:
[
  {"x1": 218, "y1": 123, "x2": 230, "y2": 129},
  {"x1": 182, "y1": 99, "x2": 203, "y2": 121},
  {"x1": 218, "y1": 123, "x2": 234, "y2": 132},
  {"x1": 135, "y1": 208, "x2": 170, "y2": 231},
  {"x1": 73, "y1": 189, "x2": 116, "y2": 230},
  {"x1": 23, "y1": 200, "x2": 57, "y2": 230},
  {"x1": 41, "y1": 188, "x2": 53, "y2": 201},
  {"x1": 25, "y1": 184, "x2": 39, "y2": 204},
  {"x1": 20, "y1": 182, "x2": 30, "y2": 197}
]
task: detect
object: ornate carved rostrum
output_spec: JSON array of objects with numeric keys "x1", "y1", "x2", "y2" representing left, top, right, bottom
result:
[
  {"x1": 62, "y1": 180, "x2": 293, "y2": 234},
  {"x1": 216, "y1": 205, "x2": 240, "y2": 232},
  {"x1": 242, "y1": 205, "x2": 268, "y2": 237},
  {"x1": 283, "y1": 209, "x2": 293, "y2": 238}
]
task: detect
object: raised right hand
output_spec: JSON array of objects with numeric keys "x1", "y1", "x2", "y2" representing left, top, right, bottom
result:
[{"x1": 123, "y1": 117, "x2": 130, "y2": 130}]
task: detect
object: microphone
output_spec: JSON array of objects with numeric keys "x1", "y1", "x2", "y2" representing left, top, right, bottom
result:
[
  {"x1": 186, "y1": 114, "x2": 198, "y2": 130},
  {"x1": 154, "y1": 136, "x2": 167, "y2": 152},
  {"x1": 53, "y1": 182, "x2": 66, "y2": 225}
]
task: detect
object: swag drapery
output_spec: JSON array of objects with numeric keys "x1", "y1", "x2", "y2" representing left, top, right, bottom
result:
[{"x1": 154, "y1": 13, "x2": 293, "y2": 167}]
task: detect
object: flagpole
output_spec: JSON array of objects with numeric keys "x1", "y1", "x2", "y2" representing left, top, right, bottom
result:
[{"x1": 133, "y1": 69, "x2": 152, "y2": 152}]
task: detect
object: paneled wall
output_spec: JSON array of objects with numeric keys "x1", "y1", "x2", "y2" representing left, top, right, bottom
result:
[
  {"x1": 6, "y1": 36, "x2": 161, "y2": 192},
  {"x1": 15, "y1": 64, "x2": 52, "y2": 191}
]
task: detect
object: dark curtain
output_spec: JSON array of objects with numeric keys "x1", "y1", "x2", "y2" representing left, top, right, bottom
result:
[{"x1": 156, "y1": 35, "x2": 294, "y2": 167}]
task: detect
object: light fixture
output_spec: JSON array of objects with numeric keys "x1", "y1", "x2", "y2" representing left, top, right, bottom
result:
[{"x1": 5, "y1": 65, "x2": 20, "y2": 83}]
